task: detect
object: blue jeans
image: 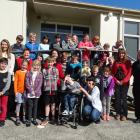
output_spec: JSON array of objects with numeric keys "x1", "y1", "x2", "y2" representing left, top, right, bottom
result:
[
  {"x1": 64, "y1": 93, "x2": 77, "y2": 111},
  {"x1": 83, "y1": 104, "x2": 101, "y2": 121}
]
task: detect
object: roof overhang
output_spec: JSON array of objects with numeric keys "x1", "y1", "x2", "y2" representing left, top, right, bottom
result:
[{"x1": 32, "y1": 0, "x2": 140, "y2": 18}]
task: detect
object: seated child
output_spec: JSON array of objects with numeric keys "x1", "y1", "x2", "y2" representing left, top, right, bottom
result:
[{"x1": 62, "y1": 75, "x2": 81, "y2": 115}]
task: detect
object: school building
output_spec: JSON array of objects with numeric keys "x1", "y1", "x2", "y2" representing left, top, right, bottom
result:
[{"x1": 0, "y1": 0, "x2": 140, "y2": 59}]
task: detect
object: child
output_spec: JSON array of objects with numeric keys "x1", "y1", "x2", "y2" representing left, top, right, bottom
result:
[
  {"x1": 101, "y1": 67, "x2": 115, "y2": 121},
  {"x1": 11, "y1": 35, "x2": 24, "y2": 57},
  {"x1": 81, "y1": 60, "x2": 91, "y2": 87},
  {"x1": 91, "y1": 65, "x2": 101, "y2": 88},
  {"x1": 25, "y1": 60, "x2": 43, "y2": 127},
  {"x1": 66, "y1": 54, "x2": 82, "y2": 80},
  {"x1": 62, "y1": 75, "x2": 81, "y2": 115},
  {"x1": 39, "y1": 35, "x2": 50, "y2": 60},
  {"x1": 14, "y1": 59, "x2": 28, "y2": 126},
  {"x1": 81, "y1": 77, "x2": 102, "y2": 123},
  {"x1": 0, "y1": 58, "x2": 11, "y2": 127},
  {"x1": 41, "y1": 57, "x2": 59, "y2": 126},
  {"x1": 25, "y1": 32, "x2": 39, "y2": 60}
]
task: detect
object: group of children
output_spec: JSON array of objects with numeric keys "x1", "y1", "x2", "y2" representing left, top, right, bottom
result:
[{"x1": 0, "y1": 32, "x2": 132, "y2": 128}]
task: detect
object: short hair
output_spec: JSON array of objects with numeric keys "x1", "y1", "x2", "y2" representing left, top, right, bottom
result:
[
  {"x1": 22, "y1": 59, "x2": 29, "y2": 65},
  {"x1": 29, "y1": 32, "x2": 36, "y2": 38},
  {"x1": 92, "y1": 65, "x2": 99, "y2": 71},
  {"x1": 47, "y1": 56, "x2": 55, "y2": 62},
  {"x1": 103, "y1": 66, "x2": 111, "y2": 73},
  {"x1": 55, "y1": 34, "x2": 61, "y2": 39},
  {"x1": 32, "y1": 59, "x2": 41, "y2": 67},
  {"x1": 23, "y1": 48, "x2": 30, "y2": 53},
  {"x1": 0, "y1": 57, "x2": 8, "y2": 64},
  {"x1": 86, "y1": 76, "x2": 96, "y2": 85},
  {"x1": 16, "y1": 35, "x2": 24, "y2": 41}
]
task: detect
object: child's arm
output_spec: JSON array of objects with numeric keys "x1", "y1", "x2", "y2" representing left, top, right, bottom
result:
[{"x1": 1, "y1": 73, "x2": 11, "y2": 95}]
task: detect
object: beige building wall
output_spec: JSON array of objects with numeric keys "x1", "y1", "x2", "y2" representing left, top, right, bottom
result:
[
  {"x1": 0, "y1": 0, "x2": 27, "y2": 44},
  {"x1": 100, "y1": 13, "x2": 118, "y2": 47}
]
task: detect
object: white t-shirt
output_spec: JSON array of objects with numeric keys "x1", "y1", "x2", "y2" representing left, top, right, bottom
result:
[{"x1": 39, "y1": 43, "x2": 50, "y2": 59}]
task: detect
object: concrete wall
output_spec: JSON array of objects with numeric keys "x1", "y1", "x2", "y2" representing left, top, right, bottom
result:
[
  {"x1": 0, "y1": 0, "x2": 27, "y2": 45},
  {"x1": 100, "y1": 13, "x2": 118, "y2": 48}
]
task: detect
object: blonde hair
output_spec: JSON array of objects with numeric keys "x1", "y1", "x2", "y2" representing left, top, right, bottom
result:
[
  {"x1": 47, "y1": 56, "x2": 55, "y2": 62},
  {"x1": 32, "y1": 60, "x2": 41, "y2": 72},
  {"x1": 29, "y1": 32, "x2": 37, "y2": 38},
  {"x1": 92, "y1": 65, "x2": 99, "y2": 71}
]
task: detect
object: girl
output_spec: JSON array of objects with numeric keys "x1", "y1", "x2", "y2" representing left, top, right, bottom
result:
[
  {"x1": 25, "y1": 60, "x2": 43, "y2": 127},
  {"x1": 0, "y1": 58, "x2": 11, "y2": 127},
  {"x1": 14, "y1": 59, "x2": 28, "y2": 126},
  {"x1": 39, "y1": 35, "x2": 50, "y2": 60},
  {"x1": 112, "y1": 48, "x2": 131, "y2": 121},
  {"x1": 101, "y1": 67, "x2": 115, "y2": 121}
]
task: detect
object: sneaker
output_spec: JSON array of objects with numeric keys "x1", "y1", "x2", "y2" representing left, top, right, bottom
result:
[
  {"x1": 15, "y1": 119, "x2": 21, "y2": 126},
  {"x1": 26, "y1": 120, "x2": 31, "y2": 127},
  {"x1": 115, "y1": 115, "x2": 120, "y2": 120},
  {"x1": 106, "y1": 115, "x2": 110, "y2": 121},
  {"x1": 32, "y1": 120, "x2": 38, "y2": 126},
  {"x1": 133, "y1": 118, "x2": 140, "y2": 123},
  {"x1": 0, "y1": 121, "x2": 5, "y2": 127},
  {"x1": 40, "y1": 120, "x2": 48, "y2": 126},
  {"x1": 94, "y1": 119, "x2": 100, "y2": 124},
  {"x1": 120, "y1": 116, "x2": 127, "y2": 121},
  {"x1": 62, "y1": 110, "x2": 69, "y2": 115},
  {"x1": 69, "y1": 111, "x2": 73, "y2": 115},
  {"x1": 102, "y1": 114, "x2": 106, "y2": 121}
]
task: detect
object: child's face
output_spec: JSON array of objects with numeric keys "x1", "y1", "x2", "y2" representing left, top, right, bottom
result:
[
  {"x1": 72, "y1": 35, "x2": 77, "y2": 42},
  {"x1": 55, "y1": 37, "x2": 61, "y2": 43},
  {"x1": 87, "y1": 81, "x2": 95, "y2": 90},
  {"x1": 51, "y1": 51, "x2": 58, "y2": 59},
  {"x1": 108, "y1": 58, "x2": 113, "y2": 65},
  {"x1": 21, "y1": 62, "x2": 28, "y2": 71},
  {"x1": 29, "y1": 36, "x2": 36, "y2": 43},
  {"x1": 0, "y1": 62, "x2": 7, "y2": 70},
  {"x1": 92, "y1": 68, "x2": 99, "y2": 76},
  {"x1": 65, "y1": 76, "x2": 73, "y2": 84},
  {"x1": 16, "y1": 39, "x2": 23, "y2": 44},
  {"x1": 48, "y1": 61, "x2": 54, "y2": 67},
  {"x1": 43, "y1": 38, "x2": 49, "y2": 44},
  {"x1": 83, "y1": 61, "x2": 88, "y2": 67},
  {"x1": 33, "y1": 65, "x2": 40, "y2": 71},
  {"x1": 72, "y1": 57, "x2": 78, "y2": 64},
  {"x1": 23, "y1": 50, "x2": 30, "y2": 59},
  {"x1": 104, "y1": 71, "x2": 109, "y2": 77},
  {"x1": 83, "y1": 35, "x2": 89, "y2": 42},
  {"x1": 37, "y1": 56, "x2": 43, "y2": 61}
]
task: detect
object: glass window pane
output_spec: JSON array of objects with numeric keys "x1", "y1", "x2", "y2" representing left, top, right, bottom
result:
[
  {"x1": 73, "y1": 26, "x2": 89, "y2": 34},
  {"x1": 41, "y1": 23, "x2": 55, "y2": 32},
  {"x1": 57, "y1": 25, "x2": 71, "y2": 33},
  {"x1": 124, "y1": 37, "x2": 138, "y2": 59},
  {"x1": 125, "y1": 21, "x2": 139, "y2": 35}
]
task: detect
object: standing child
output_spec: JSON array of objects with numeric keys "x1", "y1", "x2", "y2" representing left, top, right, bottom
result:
[
  {"x1": 0, "y1": 58, "x2": 11, "y2": 127},
  {"x1": 101, "y1": 67, "x2": 115, "y2": 121},
  {"x1": 25, "y1": 60, "x2": 43, "y2": 127},
  {"x1": 41, "y1": 57, "x2": 59, "y2": 126},
  {"x1": 14, "y1": 59, "x2": 28, "y2": 126}
]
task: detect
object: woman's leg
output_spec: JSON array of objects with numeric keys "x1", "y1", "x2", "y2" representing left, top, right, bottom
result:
[
  {"x1": 90, "y1": 108, "x2": 101, "y2": 122},
  {"x1": 83, "y1": 104, "x2": 92, "y2": 118}
]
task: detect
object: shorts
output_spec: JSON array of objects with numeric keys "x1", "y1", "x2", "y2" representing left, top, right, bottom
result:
[
  {"x1": 15, "y1": 93, "x2": 26, "y2": 104},
  {"x1": 44, "y1": 94, "x2": 56, "y2": 105}
]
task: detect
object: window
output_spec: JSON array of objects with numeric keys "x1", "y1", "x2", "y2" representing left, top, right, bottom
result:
[
  {"x1": 124, "y1": 21, "x2": 140, "y2": 59},
  {"x1": 40, "y1": 23, "x2": 90, "y2": 43}
]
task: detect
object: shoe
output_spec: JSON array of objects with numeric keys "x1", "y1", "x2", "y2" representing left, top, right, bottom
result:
[
  {"x1": 115, "y1": 115, "x2": 120, "y2": 120},
  {"x1": 120, "y1": 116, "x2": 127, "y2": 121},
  {"x1": 94, "y1": 119, "x2": 100, "y2": 124},
  {"x1": 102, "y1": 114, "x2": 106, "y2": 121},
  {"x1": 40, "y1": 120, "x2": 48, "y2": 126},
  {"x1": 133, "y1": 118, "x2": 140, "y2": 123},
  {"x1": 106, "y1": 115, "x2": 110, "y2": 121},
  {"x1": 62, "y1": 110, "x2": 69, "y2": 115},
  {"x1": 15, "y1": 119, "x2": 21, "y2": 126},
  {"x1": 22, "y1": 116, "x2": 26, "y2": 124},
  {"x1": 0, "y1": 121, "x2": 5, "y2": 127},
  {"x1": 69, "y1": 111, "x2": 73, "y2": 115},
  {"x1": 32, "y1": 120, "x2": 38, "y2": 126},
  {"x1": 26, "y1": 121, "x2": 31, "y2": 127}
]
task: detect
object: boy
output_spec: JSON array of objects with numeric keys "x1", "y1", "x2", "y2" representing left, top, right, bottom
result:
[
  {"x1": 41, "y1": 57, "x2": 59, "y2": 125},
  {"x1": 25, "y1": 32, "x2": 39, "y2": 60},
  {"x1": 62, "y1": 75, "x2": 81, "y2": 115},
  {"x1": 11, "y1": 35, "x2": 24, "y2": 57},
  {"x1": 0, "y1": 57, "x2": 11, "y2": 127}
]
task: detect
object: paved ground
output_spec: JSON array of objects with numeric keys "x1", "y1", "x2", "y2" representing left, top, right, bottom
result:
[{"x1": 0, "y1": 86, "x2": 140, "y2": 140}]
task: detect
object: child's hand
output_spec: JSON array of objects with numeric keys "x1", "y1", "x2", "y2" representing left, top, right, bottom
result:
[{"x1": 0, "y1": 92, "x2": 4, "y2": 96}]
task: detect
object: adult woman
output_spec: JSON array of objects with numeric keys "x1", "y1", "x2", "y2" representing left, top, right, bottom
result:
[
  {"x1": 0, "y1": 39, "x2": 15, "y2": 75},
  {"x1": 112, "y1": 48, "x2": 132, "y2": 121},
  {"x1": 132, "y1": 50, "x2": 140, "y2": 123}
]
